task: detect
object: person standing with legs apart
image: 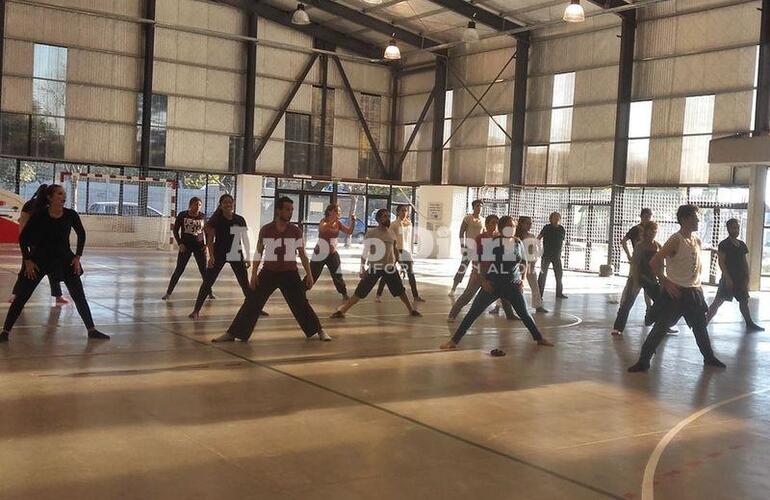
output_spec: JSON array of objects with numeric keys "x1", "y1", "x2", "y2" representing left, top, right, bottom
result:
[
  {"x1": 516, "y1": 216, "x2": 547, "y2": 313},
  {"x1": 611, "y1": 221, "x2": 661, "y2": 336},
  {"x1": 440, "y1": 216, "x2": 553, "y2": 349},
  {"x1": 163, "y1": 197, "x2": 216, "y2": 300},
  {"x1": 705, "y1": 219, "x2": 763, "y2": 332},
  {"x1": 331, "y1": 209, "x2": 421, "y2": 319},
  {"x1": 213, "y1": 196, "x2": 330, "y2": 342},
  {"x1": 376, "y1": 205, "x2": 425, "y2": 303},
  {"x1": 310, "y1": 203, "x2": 353, "y2": 301},
  {"x1": 628, "y1": 205, "x2": 726, "y2": 372},
  {"x1": 538, "y1": 212, "x2": 567, "y2": 299},
  {"x1": 189, "y1": 194, "x2": 266, "y2": 320},
  {"x1": 449, "y1": 200, "x2": 484, "y2": 296},
  {"x1": 1, "y1": 185, "x2": 109, "y2": 343},
  {"x1": 621, "y1": 208, "x2": 654, "y2": 310},
  {"x1": 7, "y1": 184, "x2": 68, "y2": 305}
]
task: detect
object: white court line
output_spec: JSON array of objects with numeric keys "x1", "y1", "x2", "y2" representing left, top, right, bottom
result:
[{"x1": 641, "y1": 386, "x2": 770, "y2": 500}]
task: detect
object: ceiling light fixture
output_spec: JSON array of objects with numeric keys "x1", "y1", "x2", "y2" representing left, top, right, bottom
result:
[
  {"x1": 384, "y1": 37, "x2": 401, "y2": 60},
  {"x1": 463, "y1": 20, "x2": 480, "y2": 42},
  {"x1": 362, "y1": 0, "x2": 383, "y2": 4},
  {"x1": 563, "y1": 0, "x2": 586, "y2": 23},
  {"x1": 291, "y1": 3, "x2": 310, "y2": 25}
]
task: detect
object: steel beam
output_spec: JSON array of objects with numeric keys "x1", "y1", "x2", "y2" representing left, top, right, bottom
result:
[
  {"x1": 509, "y1": 35, "x2": 529, "y2": 185},
  {"x1": 253, "y1": 53, "x2": 319, "y2": 161},
  {"x1": 755, "y1": 0, "x2": 770, "y2": 133},
  {"x1": 446, "y1": 63, "x2": 511, "y2": 141},
  {"x1": 430, "y1": 58, "x2": 447, "y2": 184},
  {"x1": 611, "y1": 11, "x2": 635, "y2": 185},
  {"x1": 305, "y1": 0, "x2": 441, "y2": 49},
  {"x1": 332, "y1": 56, "x2": 387, "y2": 177},
  {"x1": 396, "y1": 92, "x2": 435, "y2": 176},
  {"x1": 423, "y1": 0, "x2": 524, "y2": 35},
  {"x1": 0, "y1": 1, "x2": 6, "y2": 109},
  {"x1": 243, "y1": 10, "x2": 258, "y2": 174},
  {"x1": 139, "y1": 0, "x2": 156, "y2": 171},
  {"x1": 586, "y1": 0, "x2": 633, "y2": 18},
  {"x1": 387, "y1": 69, "x2": 399, "y2": 179}
]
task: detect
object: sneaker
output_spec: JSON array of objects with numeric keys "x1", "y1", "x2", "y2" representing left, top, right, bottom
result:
[
  {"x1": 627, "y1": 361, "x2": 650, "y2": 373},
  {"x1": 704, "y1": 357, "x2": 726, "y2": 368},
  {"x1": 212, "y1": 332, "x2": 237, "y2": 343},
  {"x1": 55, "y1": 296, "x2": 69, "y2": 305},
  {"x1": 0, "y1": 331, "x2": 8, "y2": 343},
  {"x1": 535, "y1": 307, "x2": 549, "y2": 313},
  {"x1": 414, "y1": 296, "x2": 426, "y2": 303},
  {"x1": 162, "y1": 294, "x2": 170, "y2": 300},
  {"x1": 330, "y1": 311, "x2": 345, "y2": 319},
  {"x1": 317, "y1": 331, "x2": 333, "y2": 342},
  {"x1": 747, "y1": 323, "x2": 765, "y2": 332},
  {"x1": 208, "y1": 292, "x2": 217, "y2": 300},
  {"x1": 410, "y1": 310, "x2": 422, "y2": 317},
  {"x1": 440, "y1": 340, "x2": 457, "y2": 350},
  {"x1": 611, "y1": 329, "x2": 622, "y2": 337},
  {"x1": 87, "y1": 330, "x2": 110, "y2": 340}
]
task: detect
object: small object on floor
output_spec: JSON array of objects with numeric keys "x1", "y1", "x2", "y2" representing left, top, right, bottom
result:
[
  {"x1": 161, "y1": 294, "x2": 170, "y2": 300},
  {"x1": 87, "y1": 330, "x2": 110, "y2": 340},
  {"x1": 440, "y1": 340, "x2": 457, "y2": 350},
  {"x1": 188, "y1": 311, "x2": 200, "y2": 320},
  {"x1": 208, "y1": 292, "x2": 217, "y2": 300},
  {"x1": 410, "y1": 310, "x2": 422, "y2": 317},
  {"x1": 536, "y1": 306, "x2": 549, "y2": 313},
  {"x1": 556, "y1": 294, "x2": 569, "y2": 299},
  {"x1": 0, "y1": 331, "x2": 9, "y2": 343},
  {"x1": 537, "y1": 338, "x2": 554, "y2": 347},
  {"x1": 704, "y1": 357, "x2": 726, "y2": 368},
  {"x1": 611, "y1": 329, "x2": 622, "y2": 337},
  {"x1": 212, "y1": 332, "x2": 237, "y2": 343},
  {"x1": 259, "y1": 310, "x2": 269, "y2": 316},
  {"x1": 490, "y1": 348, "x2": 506, "y2": 357},
  {"x1": 627, "y1": 361, "x2": 650, "y2": 373},
  {"x1": 414, "y1": 296, "x2": 426, "y2": 303},
  {"x1": 55, "y1": 296, "x2": 69, "y2": 305},
  {"x1": 317, "y1": 331, "x2": 333, "y2": 342},
  {"x1": 747, "y1": 323, "x2": 765, "y2": 332},
  {"x1": 374, "y1": 296, "x2": 382, "y2": 303},
  {"x1": 330, "y1": 311, "x2": 345, "y2": 319}
]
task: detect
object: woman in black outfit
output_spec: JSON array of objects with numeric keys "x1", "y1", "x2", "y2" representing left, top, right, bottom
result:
[
  {"x1": 188, "y1": 194, "x2": 266, "y2": 320},
  {"x1": 1, "y1": 185, "x2": 109, "y2": 343},
  {"x1": 162, "y1": 197, "x2": 215, "y2": 300},
  {"x1": 7, "y1": 184, "x2": 68, "y2": 305}
]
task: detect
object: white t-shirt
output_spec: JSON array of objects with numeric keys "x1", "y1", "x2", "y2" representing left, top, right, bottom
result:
[
  {"x1": 463, "y1": 214, "x2": 483, "y2": 241},
  {"x1": 364, "y1": 226, "x2": 396, "y2": 266},
  {"x1": 391, "y1": 218, "x2": 412, "y2": 251},
  {"x1": 666, "y1": 232, "x2": 702, "y2": 288}
]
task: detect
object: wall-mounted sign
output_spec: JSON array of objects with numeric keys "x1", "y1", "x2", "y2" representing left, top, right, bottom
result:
[{"x1": 428, "y1": 202, "x2": 443, "y2": 221}]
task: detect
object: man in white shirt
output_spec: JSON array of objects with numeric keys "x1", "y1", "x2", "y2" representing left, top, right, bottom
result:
[
  {"x1": 450, "y1": 200, "x2": 484, "y2": 295},
  {"x1": 375, "y1": 205, "x2": 424, "y2": 303}
]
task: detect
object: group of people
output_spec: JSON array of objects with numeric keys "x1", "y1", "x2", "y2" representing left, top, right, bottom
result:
[{"x1": 0, "y1": 186, "x2": 763, "y2": 374}]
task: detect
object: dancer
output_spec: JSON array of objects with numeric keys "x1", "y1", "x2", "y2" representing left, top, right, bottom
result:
[
  {"x1": 330, "y1": 208, "x2": 421, "y2": 318},
  {"x1": 7, "y1": 184, "x2": 67, "y2": 305},
  {"x1": 538, "y1": 211, "x2": 567, "y2": 299},
  {"x1": 611, "y1": 221, "x2": 661, "y2": 336},
  {"x1": 375, "y1": 204, "x2": 425, "y2": 303},
  {"x1": 628, "y1": 205, "x2": 726, "y2": 372},
  {"x1": 1, "y1": 185, "x2": 109, "y2": 343},
  {"x1": 440, "y1": 216, "x2": 553, "y2": 349},
  {"x1": 189, "y1": 194, "x2": 264, "y2": 320},
  {"x1": 310, "y1": 203, "x2": 353, "y2": 300},
  {"x1": 621, "y1": 208, "x2": 654, "y2": 309},
  {"x1": 448, "y1": 214, "x2": 517, "y2": 321},
  {"x1": 705, "y1": 219, "x2": 763, "y2": 332},
  {"x1": 516, "y1": 216, "x2": 547, "y2": 313},
  {"x1": 449, "y1": 200, "x2": 484, "y2": 295},
  {"x1": 162, "y1": 197, "x2": 215, "y2": 300},
  {"x1": 212, "y1": 196, "x2": 330, "y2": 342}
]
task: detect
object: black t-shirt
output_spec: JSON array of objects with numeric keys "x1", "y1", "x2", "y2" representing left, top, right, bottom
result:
[
  {"x1": 20, "y1": 208, "x2": 85, "y2": 271},
  {"x1": 207, "y1": 212, "x2": 247, "y2": 261},
  {"x1": 624, "y1": 225, "x2": 643, "y2": 247},
  {"x1": 174, "y1": 210, "x2": 206, "y2": 248},
  {"x1": 719, "y1": 237, "x2": 749, "y2": 282},
  {"x1": 539, "y1": 224, "x2": 566, "y2": 256}
]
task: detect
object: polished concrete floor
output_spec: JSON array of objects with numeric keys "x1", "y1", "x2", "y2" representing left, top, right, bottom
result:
[{"x1": 1, "y1": 246, "x2": 769, "y2": 500}]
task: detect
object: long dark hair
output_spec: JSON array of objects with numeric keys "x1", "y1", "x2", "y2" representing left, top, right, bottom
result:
[
  {"x1": 498, "y1": 215, "x2": 515, "y2": 236},
  {"x1": 27, "y1": 184, "x2": 49, "y2": 213},
  {"x1": 44, "y1": 184, "x2": 64, "y2": 204},
  {"x1": 212, "y1": 194, "x2": 234, "y2": 219},
  {"x1": 324, "y1": 203, "x2": 339, "y2": 218},
  {"x1": 515, "y1": 216, "x2": 530, "y2": 239}
]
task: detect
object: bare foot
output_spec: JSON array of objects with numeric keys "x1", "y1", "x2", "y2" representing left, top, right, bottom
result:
[
  {"x1": 188, "y1": 311, "x2": 200, "y2": 320},
  {"x1": 55, "y1": 296, "x2": 69, "y2": 305},
  {"x1": 440, "y1": 340, "x2": 457, "y2": 350},
  {"x1": 537, "y1": 338, "x2": 554, "y2": 347}
]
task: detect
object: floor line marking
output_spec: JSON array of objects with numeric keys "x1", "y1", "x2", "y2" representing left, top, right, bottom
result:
[{"x1": 641, "y1": 386, "x2": 770, "y2": 500}]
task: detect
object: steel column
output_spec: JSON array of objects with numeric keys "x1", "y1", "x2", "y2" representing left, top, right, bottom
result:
[
  {"x1": 0, "y1": 0, "x2": 6, "y2": 109},
  {"x1": 611, "y1": 11, "x2": 636, "y2": 185},
  {"x1": 509, "y1": 35, "x2": 529, "y2": 185},
  {"x1": 387, "y1": 68, "x2": 399, "y2": 179},
  {"x1": 253, "y1": 53, "x2": 319, "y2": 161},
  {"x1": 243, "y1": 10, "x2": 258, "y2": 173},
  {"x1": 430, "y1": 57, "x2": 447, "y2": 184},
  {"x1": 139, "y1": 0, "x2": 157, "y2": 172},
  {"x1": 755, "y1": 0, "x2": 770, "y2": 133}
]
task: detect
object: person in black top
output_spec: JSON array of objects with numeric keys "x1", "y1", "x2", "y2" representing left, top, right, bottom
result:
[
  {"x1": 440, "y1": 216, "x2": 553, "y2": 350},
  {"x1": 706, "y1": 219, "x2": 763, "y2": 332},
  {"x1": 162, "y1": 197, "x2": 215, "y2": 300},
  {"x1": 537, "y1": 211, "x2": 567, "y2": 299},
  {"x1": 621, "y1": 208, "x2": 653, "y2": 311},
  {"x1": 189, "y1": 194, "x2": 264, "y2": 320},
  {"x1": 1, "y1": 185, "x2": 109, "y2": 343},
  {"x1": 7, "y1": 184, "x2": 67, "y2": 305}
]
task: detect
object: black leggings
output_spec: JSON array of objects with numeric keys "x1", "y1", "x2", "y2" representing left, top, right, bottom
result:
[
  {"x1": 377, "y1": 249, "x2": 419, "y2": 299},
  {"x1": 227, "y1": 269, "x2": 322, "y2": 340},
  {"x1": 4, "y1": 271, "x2": 94, "y2": 332},
  {"x1": 165, "y1": 246, "x2": 208, "y2": 295},
  {"x1": 310, "y1": 251, "x2": 347, "y2": 297},
  {"x1": 192, "y1": 259, "x2": 250, "y2": 313},
  {"x1": 12, "y1": 265, "x2": 61, "y2": 298},
  {"x1": 538, "y1": 254, "x2": 564, "y2": 296},
  {"x1": 612, "y1": 276, "x2": 660, "y2": 332},
  {"x1": 452, "y1": 282, "x2": 543, "y2": 345}
]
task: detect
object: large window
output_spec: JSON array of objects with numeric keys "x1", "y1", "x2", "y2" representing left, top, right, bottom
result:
[
  {"x1": 443, "y1": 89, "x2": 453, "y2": 183},
  {"x1": 547, "y1": 72, "x2": 575, "y2": 184},
  {"x1": 136, "y1": 94, "x2": 168, "y2": 167},
  {"x1": 357, "y1": 93, "x2": 381, "y2": 179},
  {"x1": 285, "y1": 112, "x2": 311, "y2": 175},
  {"x1": 31, "y1": 44, "x2": 67, "y2": 159},
  {"x1": 680, "y1": 95, "x2": 715, "y2": 183},
  {"x1": 311, "y1": 85, "x2": 334, "y2": 176},
  {"x1": 401, "y1": 123, "x2": 419, "y2": 181},
  {"x1": 626, "y1": 100, "x2": 653, "y2": 184},
  {"x1": 486, "y1": 114, "x2": 508, "y2": 184}
]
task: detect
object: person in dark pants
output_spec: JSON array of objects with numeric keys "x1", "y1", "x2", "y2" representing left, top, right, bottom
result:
[
  {"x1": 213, "y1": 196, "x2": 330, "y2": 342},
  {"x1": 189, "y1": 194, "x2": 266, "y2": 320},
  {"x1": 449, "y1": 200, "x2": 484, "y2": 295},
  {"x1": 310, "y1": 203, "x2": 354, "y2": 300},
  {"x1": 621, "y1": 208, "x2": 654, "y2": 311},
  {"x1": 440, "y1": 216, "x2": 553, "y2": 350},
  {"x1": 163, "y1": 197, "x2": 215, "y2": 300},
  {"x1": 628, "y1": 205, "x2": 726, "y2": 372},
  {"x1": 537, "y1": 211, "x2": 567, "y2": 299},
  {"x1": 705, "y1": 219, "x2": 763, "y2": 332},
  {"x1": 7, "y1": 184, "x2": 67, "y2": 305},
  {"x1": 611, "y1": 221, "x2": 661, "y2": 336},
  {"x1": 376, "y1": 204, "x2": 425, "y2": 303},
  {"x1": 330, "y1": 208, "x2": 421, "y2": 319},
  {"x1": 1, "y1": 184, "x2": 109, "y2": 343}
]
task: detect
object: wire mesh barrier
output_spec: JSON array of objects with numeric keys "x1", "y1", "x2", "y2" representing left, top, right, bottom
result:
[{"x1": 467, "y1": 185, "x2": 749, "y2": 285}]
